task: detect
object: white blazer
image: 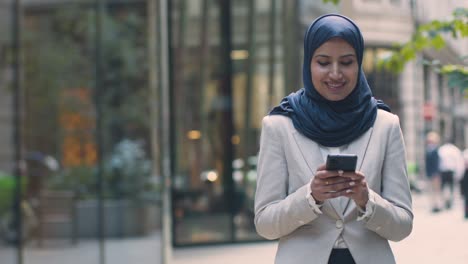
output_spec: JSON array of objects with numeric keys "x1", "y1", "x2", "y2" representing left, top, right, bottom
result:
[{"x1": 254, "y1": 110, "x2": 413, "y2": 264}]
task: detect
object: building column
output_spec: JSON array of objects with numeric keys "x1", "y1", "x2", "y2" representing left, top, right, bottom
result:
[{"x1": 399, "y1": 58, "x2": 424, "y2": 181}]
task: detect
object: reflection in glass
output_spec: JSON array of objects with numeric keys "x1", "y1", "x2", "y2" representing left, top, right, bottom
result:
[
  {"x1": 171, "y1": 0, "x2": 290, "y2": 246},
  {"x1": 364, "y1": 47, "x2": 400, "y2": 116},
  {"x1": 0, "y1": 1, "x2": 161, "y2": 263},
  {"x1": 0, "y1": 1, "x2": 20, "y2": 263}
]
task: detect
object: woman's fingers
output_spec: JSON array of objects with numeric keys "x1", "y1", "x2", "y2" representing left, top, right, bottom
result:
[
  {"x1": 339, "y1": 170, "x2": 364, "y2": 180},
  {"x1": 324, "y1": 176, "x2": 354, "y2": 186},
  {"x1": 320, "y1": 188, "x2": 354, "y2": 200},
  {"x1": 325, "y1": 179, "x2": 356, "y2": 193},
  {"x1": 312, "y1": 164, "x2": 367, "y2": 203},
  {"x1": 312, "y1": 176, "x2": 355, "y2": 200}
]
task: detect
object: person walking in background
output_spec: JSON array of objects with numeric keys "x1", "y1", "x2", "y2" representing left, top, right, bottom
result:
[
  {"x1": 438, "y1": 141, "x2": 465, "y2": 210},
  {"x1": 254, "y1": 14, "x2": 413, "y2": 264},
  {"x1": 425, "y1": 131, "x2": 442, "y2": 213},
  {"x1": 460, "y1": 149, "x2": 468, "y2": 219}
]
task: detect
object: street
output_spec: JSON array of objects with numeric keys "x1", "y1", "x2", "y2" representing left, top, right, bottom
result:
[
  {"x1": 390, "y1": 191, "x2": 468, "y2": 263},
  {"x1": 172, "y1": 190, "x2": 468, "y2": 264}
]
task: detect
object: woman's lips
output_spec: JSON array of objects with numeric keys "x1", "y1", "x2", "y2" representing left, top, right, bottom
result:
[{"x1": 326, "y1": 82, "x2": 345, "y2": 91}]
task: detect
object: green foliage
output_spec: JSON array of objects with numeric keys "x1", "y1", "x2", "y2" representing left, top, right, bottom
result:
[
  {"x1": 103, "y1": 139, "x2": 155, "y2": 200},
  {"x1": 0, "y1": 173, "x2": 27, "y2": 216},
  {"x1": 379, "y1": 8, "x2": 468, "y2": 92},
  {"x1": 47, "y1": 139, "x2": 157, "y2": 201},
  {"x1": 440, "y1": 64, "x2": 468, "y2": 90},
  {"x1": 420, "y1": 57, "x2": 468, "y2": 95},
  {"x1": 322, "y1": 0, "x2": 340, "y2": 5},
  {"x1": 46, "y1": 166, "x2": 95, "y2": 198}
]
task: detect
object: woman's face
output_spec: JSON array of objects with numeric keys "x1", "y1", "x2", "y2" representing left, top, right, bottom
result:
[{"x1": 310, "y1": 37, "x2": 359, "y2": 101}]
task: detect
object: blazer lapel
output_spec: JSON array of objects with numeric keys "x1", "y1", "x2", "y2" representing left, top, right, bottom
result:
[
  {"x1": 342, "y1": 127, "x2": 374, "y2": 216},
  {"x1": 292, "y1": 131, "x2": 341, "y2": 220},
  {"x1": 291, "y1": 130, "x2": 323, "y2": 180}
]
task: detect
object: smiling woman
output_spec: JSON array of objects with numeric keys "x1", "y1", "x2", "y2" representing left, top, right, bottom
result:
[
  {"x1": 310, "y1": 37, "x2": 359, "y2": 101},
  {"x1": 255, "y1": 14, "x2": 413, "y2": 264}
]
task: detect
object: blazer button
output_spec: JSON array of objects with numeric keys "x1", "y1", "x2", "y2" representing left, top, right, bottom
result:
[{"x1": 336, "y1": 220, "x2": 343, "y2": 229}]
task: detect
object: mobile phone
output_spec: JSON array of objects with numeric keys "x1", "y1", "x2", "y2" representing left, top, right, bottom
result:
[{"x1": 325, "y1": 154, "x2": 357, "y2": 172}]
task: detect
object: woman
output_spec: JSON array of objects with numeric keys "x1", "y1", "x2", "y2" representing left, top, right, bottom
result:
[{"x1": 254, "y1": 14, "x2": 413, "y2": 264}]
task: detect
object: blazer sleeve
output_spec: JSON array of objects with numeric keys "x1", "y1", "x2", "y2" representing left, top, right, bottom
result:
[
  {"x1": 254, "y1": 116, "x2": 320, "y2": 240},
  {"x1": 362, "y1": 115, "x2": 414, "y2": 241}
]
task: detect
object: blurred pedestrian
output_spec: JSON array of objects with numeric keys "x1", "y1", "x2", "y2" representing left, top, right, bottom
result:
[
  {"x1": 461, "y1": 149, "x2": 468, "y2": 219},
  {"x1": 438, "y1": 141, "x2": 465, "y2": 209},
  {"x1": 424, "y1": 131, "x2": 442, "y2": 213},
  {"x1": 254, "y1": 14, "x2": 413, "y2": 264}
]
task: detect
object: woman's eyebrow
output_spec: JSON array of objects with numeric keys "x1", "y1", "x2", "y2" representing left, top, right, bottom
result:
[
  {"x1": 340, "y1": 54, "x2": 356, "y2": 58},
  {"x1": 313, "y1": 54, "x2": 356, "y2": 58}
]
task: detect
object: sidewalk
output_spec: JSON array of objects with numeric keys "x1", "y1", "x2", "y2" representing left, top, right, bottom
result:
[
  {"x1": 0, "y1": 231, "x2": 162, "y2": 264},
  {"x1": 172, "y1": 191, "x2": 468, "y2": 264},
  {"x1": 1, "y1": 190, "x2": 466, "y2": 264}
]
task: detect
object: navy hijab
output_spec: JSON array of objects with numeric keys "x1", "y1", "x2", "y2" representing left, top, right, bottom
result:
[{"x1": 270, "y1": 14, "x2": 390, "y2": 147}]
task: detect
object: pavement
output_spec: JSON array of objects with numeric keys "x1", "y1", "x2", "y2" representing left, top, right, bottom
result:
[
  {"x1": 0, "y1": 188, "x2": 467, "y2": 264},
  {"x1": 171, "y1": 190, "x2": 468, "y2": 264},
  {"x1": 0, "y1": 232, "x2": 162, "y2": 264}
]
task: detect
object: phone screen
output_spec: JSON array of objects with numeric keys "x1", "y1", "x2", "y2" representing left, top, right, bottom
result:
[{"x1": 325, "y1": 154, "x2": 357, "y2": 171}]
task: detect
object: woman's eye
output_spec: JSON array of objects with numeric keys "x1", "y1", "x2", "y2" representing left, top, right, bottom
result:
[
  {"x1": 317, "y1": 61, "x2": 329, "y2": 66},
  {"x1": 341, "y1": 61, "x2": 354, "y2": 66}
]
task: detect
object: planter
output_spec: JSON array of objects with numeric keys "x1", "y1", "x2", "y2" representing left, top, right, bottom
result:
[{"x1": 41, "y1": 199, "x2": 161, "y2": 239}]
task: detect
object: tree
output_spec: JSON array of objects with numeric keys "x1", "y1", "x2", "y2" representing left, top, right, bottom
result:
[{"x1": 378, "y1": 8, "x2": 468, "y2": 94}]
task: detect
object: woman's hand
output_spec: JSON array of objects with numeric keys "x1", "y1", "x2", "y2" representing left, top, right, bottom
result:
[{"x1": 310, "y1": 164, "x2": 369, "y2": 208}]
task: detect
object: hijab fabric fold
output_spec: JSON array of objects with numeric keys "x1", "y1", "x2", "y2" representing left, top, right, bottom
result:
[{"x1": 270, "y1": 14, "x2": 390, "y2": 147}]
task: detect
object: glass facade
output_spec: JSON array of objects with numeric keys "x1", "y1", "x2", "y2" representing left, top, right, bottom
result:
[
  {"x1": 362, "y1": 47, "x2": 401, "y2": 117},
  {"x1": 168, "y1": 0, "x2": 403, "y2": 246},
  {"x1": 169, "y1": 0, "x2": 298, "y2": 246},
  {"x1": 0, "y1": 0, "x2": 161, "y2": 263}
]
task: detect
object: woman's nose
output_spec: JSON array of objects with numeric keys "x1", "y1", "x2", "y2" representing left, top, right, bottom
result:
[{"x1": 329, "y1": 63, "x2": 343, "y2": 79}]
